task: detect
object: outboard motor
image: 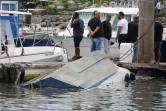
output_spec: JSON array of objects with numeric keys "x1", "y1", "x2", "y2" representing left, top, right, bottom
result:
[
  {"x1": 130, "y1": 72, "x2": 136, "y2": 81},
  {"x1": 125, "y1": 73, "x2": 130, "y2": 82}
]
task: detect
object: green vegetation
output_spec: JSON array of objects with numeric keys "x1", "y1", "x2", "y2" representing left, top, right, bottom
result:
[{"x1": 160, "y1": 8, "x2": 166, "y2": 17}]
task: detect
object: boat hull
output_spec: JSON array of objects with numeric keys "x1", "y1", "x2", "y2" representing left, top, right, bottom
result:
[
  {"x1": 20, "y1": 51, "x2": 130, "y2": 89},
  {"x1": 0, "y1": 46, "x2": 64, "y2": 63}
]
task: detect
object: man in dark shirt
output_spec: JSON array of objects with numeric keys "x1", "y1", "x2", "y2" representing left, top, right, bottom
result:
[
  {"x1": 127, "y1": 17, "x2": 138, "y2": 63},
  {"x1": 154, "y1": 15, "x2": 163, "y2": 64},
  {"x1": 71, "y1": 12, "x2": 84, "y2": 59},
  {"x1": 88, "y1": 11, "x2": 102, "y2": 52},
  {"x1": 102, "y1": 15, "x2": 112, "y2": 54}
]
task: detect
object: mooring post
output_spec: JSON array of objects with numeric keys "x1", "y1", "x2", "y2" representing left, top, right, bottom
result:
[{"x1": 138, "y1": 0, "x2": 155, "y2": 76}]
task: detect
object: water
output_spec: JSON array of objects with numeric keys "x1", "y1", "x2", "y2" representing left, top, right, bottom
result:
[{"x1": 0, "y1": 79, "x2": 166, "y2": 111}]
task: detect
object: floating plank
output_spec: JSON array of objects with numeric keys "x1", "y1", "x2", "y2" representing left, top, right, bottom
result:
[{"x1": 21, "y1": 51, "x2": 118, "y2": 89}]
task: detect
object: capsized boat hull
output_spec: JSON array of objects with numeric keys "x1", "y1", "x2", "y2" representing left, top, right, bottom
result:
[{"x1": 20, "y1": 51, "x2": 131, "y2": 89}]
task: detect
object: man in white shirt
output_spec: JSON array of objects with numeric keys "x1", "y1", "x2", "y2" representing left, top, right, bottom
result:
[
  {"x1": 155, "y1": 0, "x2": 161, "y2": 16},
  {"x1": 115, "y1": 11, "x2": 128, "y2": 48}
]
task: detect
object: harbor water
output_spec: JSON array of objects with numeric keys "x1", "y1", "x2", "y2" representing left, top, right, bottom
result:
[{"x1": 0, "y1": 78, "x2": 166, "y2": 111}]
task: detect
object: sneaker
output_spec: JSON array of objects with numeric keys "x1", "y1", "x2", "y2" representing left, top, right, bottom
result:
[
  {"x1": 77, "y1": 56, "x2": 82, "y2": 59},
  {"x1": 72, "y1": 56, "x2": 78, "y2": 60}
]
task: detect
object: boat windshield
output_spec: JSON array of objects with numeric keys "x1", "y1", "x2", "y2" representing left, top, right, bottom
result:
[{"x1": 67, "y1": 12, "x2": 131, "y2": 35}]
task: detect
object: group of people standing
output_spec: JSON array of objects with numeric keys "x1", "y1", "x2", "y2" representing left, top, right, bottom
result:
[{"x1": 70, "y1": 10, "x2": 163, "y2": 64}]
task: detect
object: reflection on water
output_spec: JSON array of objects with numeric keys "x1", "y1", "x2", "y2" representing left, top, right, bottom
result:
[{"x1": 0, "y1": 79, "x2": 166, "y2": 111}]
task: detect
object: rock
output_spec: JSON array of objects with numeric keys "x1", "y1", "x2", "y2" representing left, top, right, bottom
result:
[
  {"x1": 57, "y1": 6, "x2": 65, "y2": 10},
  {"x1": 89, "y1": 4, "x2": 97, "y2": 8},
  {"x1": 78, "y1": 5, "x2": 84, "y2": 10},
  {"x1": 60, "y1": 24, "x2": 67, "y2": 29},
  {"x1": 103, "y1": 3, "x2": 109, "y2": 7},
  {"x1": 68, "y1": 17, "x2": 71, "y2": 20},
  {"x1": 58, "y1": 19, "x2": 64, "y2": 22},
  {"x1": 63, "y1": 18, "x2": 68, "y2": 22},
  {"x1": 68, "y1": 5, "x2": 77, "y2": 10},
  {"x1": 67, "y1": 0, "x2": 75, "y2": 4},
  {"x1": 54, "y1": 22, "x2": 60, "y2": 26},
  {"x1": 82, "y1": 1, "x2": 90, "y2": 8},
  {"x1": 51, "y1": 18, "x2": 56, "y2": 22},
  {"x1": 41, "y1": 22, "x2": 46, "y2": 27}
]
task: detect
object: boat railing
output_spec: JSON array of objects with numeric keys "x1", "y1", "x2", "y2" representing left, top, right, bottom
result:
[
  {"x1": 10, "y1": 20, "x2": 62, "y2": 47},
  {"x1": 6, "y1": 33, "x2": 63, "y2": 55}
]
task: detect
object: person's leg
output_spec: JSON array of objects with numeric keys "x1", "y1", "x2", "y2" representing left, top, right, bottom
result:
[
  {"x1": 103, "y1": 38, "x2": 108, "y2": 54},
  {"x1": 154, "y1": 41, "x2": 157, "y2": 63},
  {"x1": 95, "y1": 37, "x2": 102, "y2": 51},
  {"x1": 73, "y1": 38, "x2": 77, "y2": 57},
  {"x1": 77, "y1": 37, "x2": 83, "y2": 57},
  {"x1": 118, "y1": 35, "x2": 122, "y2": 49},
  {"x1": 73, "y1": 37, "x2": 82, "y2": 59},
  {"x1": 158, "y1": 9, "x2": 160, "y2": 16},
  {"x1": 157, "y1": 51, "x2": 161, "y2": 64},
  {"x1": 108, "y1": 39, "x2": 110, "y2": 54},
  {"x1": 90, "y1": 37, "x2": 95, "y2": 52},
  {"x1": 156, "y1": 42, "x2": 161, "y2": 64},
  {"x1": 133, "y1": 42, "x2": 138, "y2": 63}
]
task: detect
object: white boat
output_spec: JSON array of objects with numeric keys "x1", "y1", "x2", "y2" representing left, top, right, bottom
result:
[
  {"x1": 0, "y1": 10, "x2": 65, "y2": 63},
  {"x1": 56, "y1": 6, "x2": 139, "y2": 59}
]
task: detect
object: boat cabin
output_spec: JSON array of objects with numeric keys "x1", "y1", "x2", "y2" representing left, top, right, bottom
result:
[{"x1": 0, "y1": 0, "x2": 20, "y2": 38}]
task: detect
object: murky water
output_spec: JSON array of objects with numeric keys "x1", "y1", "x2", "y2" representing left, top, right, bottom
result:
[{"x1": 0, "y1": 78, "x2": 166, "y2": 111}]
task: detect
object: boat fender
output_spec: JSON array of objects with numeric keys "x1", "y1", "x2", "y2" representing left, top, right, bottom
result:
[
  {"x1": 125, "y1": 73, "x2": 130, "y2": 82},
  {"x1": 62, "y1": 53, "x2": 68, "y2": 63},
  {"x1": 130, "y1": 72, "x2": 136, "y2": 81}
]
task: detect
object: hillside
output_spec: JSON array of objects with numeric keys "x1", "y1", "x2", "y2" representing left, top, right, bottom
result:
[
  {"x1": 22, "y1": 0, "x2": 112, "y2": 29},
  {"x1": 31, "y1": 0, "x2": 112, "y2": 15}
]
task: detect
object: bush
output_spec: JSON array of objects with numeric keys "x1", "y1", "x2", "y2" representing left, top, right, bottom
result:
[
  {"x1": 62, "y1": 2, "x2": 70, "y2": 9},
  {"x1": 160, "y1": 8, "x2": 166, "y2": 17}
]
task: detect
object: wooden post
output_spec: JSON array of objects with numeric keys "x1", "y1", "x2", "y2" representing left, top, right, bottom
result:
[{"x1": 138, "y1": 0, "x2": 155, "y2": 76}]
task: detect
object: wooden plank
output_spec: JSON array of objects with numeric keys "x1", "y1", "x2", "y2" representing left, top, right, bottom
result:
[{"x1": 116, "y1": 62, "x2": 166, "y2": 71}]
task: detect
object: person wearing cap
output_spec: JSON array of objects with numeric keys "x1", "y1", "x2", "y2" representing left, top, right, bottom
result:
[
  {"x1": 102, "y1": 15, "x2": 112, "y2": 54},
  {"x1": 127, "y1": 16, "x2": 139, "y2": 63}
]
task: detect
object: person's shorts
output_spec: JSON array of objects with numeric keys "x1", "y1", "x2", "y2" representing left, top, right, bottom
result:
[
  {"x1": 154, "y1": 41, "x2": 161, "y2": 52},
  {"x1": 158, "y1": 9, "x2": 161, "y2": 13},
  {"x1": 74, "y1": 36, "x2": 83, "y2": 48}
]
